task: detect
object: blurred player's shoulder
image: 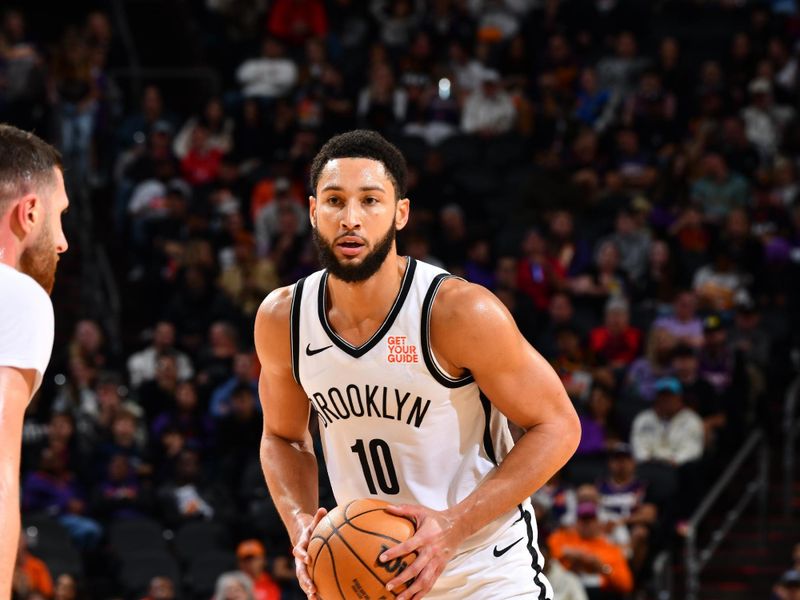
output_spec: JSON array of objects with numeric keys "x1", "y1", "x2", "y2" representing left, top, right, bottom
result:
[{"x1": 0, "y1": 262, "x2": 53, "y2": 315}]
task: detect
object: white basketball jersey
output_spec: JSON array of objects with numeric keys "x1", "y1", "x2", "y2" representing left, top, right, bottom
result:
[{"x1": 291, "y1": 259, "x2": 546, "y2": 555}]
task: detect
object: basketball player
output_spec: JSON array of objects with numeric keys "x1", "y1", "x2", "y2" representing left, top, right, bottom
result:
[
  {"x1": 0, "y1": 125, "x2": 69, "y2": 598},
  {"x1": 255, "y1": 131, "x2": 580, "y2": 599}
]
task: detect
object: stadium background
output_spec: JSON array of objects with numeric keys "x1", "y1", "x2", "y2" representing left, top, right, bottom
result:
[{"x1": 3, "y1": 0, "x2": 800, "y2": 598}]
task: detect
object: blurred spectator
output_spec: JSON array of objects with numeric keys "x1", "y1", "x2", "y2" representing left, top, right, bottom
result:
[
  {"x1": 22, "y1": 447, "x2": 103, "y2": 550},
  {"x1": 653, "y1": 291, "x2": 703, "y2": 348},
  {"x1": 254, "y1": 177, "x2": 307, "y2": 256},
  {"x1": 236, "y1": 38, "x2": 298, "y2": 100},
  {"x1": 672, "y1": 344, "x2": 725, "y2": 445},
  {"x1": 210, "y1": 352, "x2": 259, "y2": 418},
  {"x1": 569, "y1": 241, "x2": 630, "y2": 317},
  {"x1": 218, "y1": 235, "x2": 280, "y2": 318},
  {"x1": 180, "y1": 123, "x2": 225, "y2": 186},
  {"x1": 93, "y1": 408, "x2": 150, "y2": 479},
  {"x1": 127, "y1": 321, "x2": 194, "y2": 388},
  {"x1": 692, "y1": 248, "x2": 746, "y2": 312},
  {"x1": 552, "y1": 325, "x2": 595, "y2": 403},
  {"x1": 741, "y1": 77, "x2": 794, "y2": 159},
  {"x1": 589, "y1": 297, "x2": 642, "y2": 370},
  {"x1": 52, "y1": 574, "x2": 79, "y2": 600},
  {"x1": 461, "y1": 69, "x2": 516, "y2": 136},
  {"x1": 371, "y1": 0, "x2": 424, "y2": 49},
  {"x1": 139, "y1": 576, "x2": 176, "y2": 600},
  {"x1": 136, "y1": 352, "x2": 181, "y2": 419},
  {"x1": 173, "y1": 98, "x2": 233, "y2": 159},
  {"x1": 598, "y1": 443, "x2": 658, "y2": 572},
  {"x1": 13, "y1": 532, "x2": 53, "y2": 599},
  {"x1": 157, "y1": 448, "x2": 233, "y2": 528},
  {"x1": 357, "y1": 62, "x2": 407, "y2": 134},
  {"x1": 596, "y1": 31, "x2": 650, "y2": 99},
  {"x1": 540, "y1": 544, "x2": 588, "y2": 600},
  {"x1": 536, "y1": 292, "x2": 584, "y2": 361},
  {"x1": 118, "y1": 85, "x2": 177, "y2": 151},
  {"x1": 547, "y1": 501, "x2": 634, "y2": 597},
  {"x1": 574, "y1": 67, "x2": 617, "y2": 134},
  {"x1": 690, "y1": 154, "x2": 750, "y2": 225},
  {"x1": 630, "y1": 377, "x2": 704, "y2": 466},
  {"x1": 235, "y1": 540, "x2": 281, "y2": 600},
  {"x1": 212, "y1": 571, "x2": 254, "y2": 600},
  {"x1": 603, "y1": 207, "x2": 652, "y2": 285},
  {"x1": 266, "y1": 0, "x2": 327, "y2": 47},
  {"x1": 698, "y1": 315, "x2": 736, "y2": 394},
  {"x1": 774, "y1": 569, "x2": 800, "y2": 600},
  {"x1": 624, "y1": 326, "x2": 676, "y2": 403},
  {"x1": 576, "y1": 383, "x2": 619, "y2": 456},
  {"x1": 151, "y1": 380, "x2": 213, "y2": 450},
  {"x1": 533, "y1": 470, "x2": 577, "y2": 528},
  {"x1": 516, "y1": 229, "x2": 560, "y2": 312},
  {"x1": 93, "y1": 453, "x2": 148, "y2": 520}
]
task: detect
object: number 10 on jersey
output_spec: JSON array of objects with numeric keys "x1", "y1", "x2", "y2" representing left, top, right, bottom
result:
[{"x1": 350, "y1": 439, "x2": 400, "y2": 495}]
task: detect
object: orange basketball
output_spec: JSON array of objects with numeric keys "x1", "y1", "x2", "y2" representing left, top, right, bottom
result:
[{"x1": 307, "y1": 499, "x2": 418, "y2": 600}]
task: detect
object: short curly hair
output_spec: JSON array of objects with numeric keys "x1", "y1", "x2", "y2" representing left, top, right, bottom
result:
[{"x1": 309, "y1": 130, "x2": 408, "y2": 199}]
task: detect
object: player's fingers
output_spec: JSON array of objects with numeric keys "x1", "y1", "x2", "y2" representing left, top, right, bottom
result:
[
  {"x1": 394, "y1": 566, "x2": 435, "y2": 600},
  {"x1": 385, "y1": 551, "x2": 425, "y2": 591},
  {"x1": 384, "y1": 504, "x2": 419, "y2": 520},
  {"x1": 379, "y1": 535, "x2": 424, "y2": 562}
]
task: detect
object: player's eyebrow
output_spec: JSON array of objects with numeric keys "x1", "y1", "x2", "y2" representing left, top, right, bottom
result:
[{"x1": 321, "y1": 184, "x2": 386, "y2": 193}]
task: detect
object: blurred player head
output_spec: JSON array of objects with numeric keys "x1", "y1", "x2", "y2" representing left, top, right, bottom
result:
[
  {"x1": 309, "y1": 130, "x2": 410, "y2": 283},
  {"x1": 0, "y1": 124, "x2": 69, "y2": 293}
]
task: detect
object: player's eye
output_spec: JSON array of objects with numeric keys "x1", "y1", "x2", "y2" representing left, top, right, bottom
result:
[
  {"x1": 327, "y1": 196, "x2": 341, "y2": 205},
  {"x1": 363, "y1": 197, "x2": 378, "y2": 205}
]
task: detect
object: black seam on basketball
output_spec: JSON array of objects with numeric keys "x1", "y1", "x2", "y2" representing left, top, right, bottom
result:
[
  {"x1": 330, "y1": 526, "x2": 401, "y2": 598},
  {"x1": 318, "y1": 257, "x2": 417, "y2": 358},
  {"x1": 517, "y1": 504, "x2": 549, "y2": 600},
  {"x1": 325, "y1": 539, "x2": 347, "y2": 600},
  {"x1": 342, "y1": 508, "x2": 416, "y2": 544},
  {"x1": 420, "y1": 274, "x2": 475, "y2": 388}
]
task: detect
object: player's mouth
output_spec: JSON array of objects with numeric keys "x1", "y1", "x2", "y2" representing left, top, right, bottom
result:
[{"x1": 336, "y1": 236, "x2": 366, "y2": 257}]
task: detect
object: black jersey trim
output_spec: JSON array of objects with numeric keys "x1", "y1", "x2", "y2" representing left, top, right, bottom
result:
[
  {"x1": 290, "y1": 277, "x2": 306, "y2": 386},
  {"x1": 317, "y1": 257, "x2": 417, "y2": 358},
  {"x1": 517, "y1": 504, "x2": 550, "y2": 600},
  {"x1": 420, "y1": 274, "x2": 475, "y2": 388},
  {"x1": 479, "y1": 391, "x2": 498, "y2": 466}
]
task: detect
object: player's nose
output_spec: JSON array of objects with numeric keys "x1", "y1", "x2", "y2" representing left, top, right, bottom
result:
[
  {"x1": 56, "y1": 231, "x2": 69, "y2": 254},
  {"x1": 340, "y1": 199, "x2": 362, "y2": 229}
]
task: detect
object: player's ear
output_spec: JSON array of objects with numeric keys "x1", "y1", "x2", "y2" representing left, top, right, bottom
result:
[
  {"x1": 395, "y1": 197, "x2": 410, "y2": 231},
  {"x1": 309, "y1": 195, "x2": 317, "y2": 228},
  {"x1": 10, "y1": 194, "x2": 40, "y2": 236}
]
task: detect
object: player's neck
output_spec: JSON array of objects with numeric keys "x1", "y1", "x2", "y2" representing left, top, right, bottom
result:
[
  {"x1": 326, "y1": 253, "x2": 407, "y2": 326},
  {"x1": 0, "y1": 233, "x2": 21, "y2": 270}
]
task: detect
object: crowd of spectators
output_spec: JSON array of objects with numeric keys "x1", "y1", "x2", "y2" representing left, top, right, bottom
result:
[{"x1": 4, "y1": 0, "x2": 800, "y2": 598}]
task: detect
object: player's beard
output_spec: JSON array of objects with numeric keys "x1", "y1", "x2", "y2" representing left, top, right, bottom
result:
[
  {"x1": 313, "y1": 221, "x2": 396, "y2": 283},
  {"x1": 19, "y1": 222, "x2": 58, "y2": 294}
]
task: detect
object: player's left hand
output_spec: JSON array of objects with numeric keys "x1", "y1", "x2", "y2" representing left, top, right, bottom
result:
[{"x1": 379, "y1": 504, "x2": 466, "y2": 600}]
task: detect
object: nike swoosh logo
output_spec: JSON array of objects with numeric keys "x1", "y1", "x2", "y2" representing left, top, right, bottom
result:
[
  {"x1": 306, "y1": 343, "x2": 333, "y2": 356},
  {"x1": 493, "y1": 537, "x2": 524, "y2": 558}
]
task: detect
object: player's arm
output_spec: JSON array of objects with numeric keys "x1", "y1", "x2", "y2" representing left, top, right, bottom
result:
[
  {"x1": 384, "y1": 280, "x2": 581, "y2": 600},
  {"x1": 254, "y1": 287, "x2": 326, "y2": 598},
  {"x1": 0, "y1": 366, "x2": 36, "y2": 600}
]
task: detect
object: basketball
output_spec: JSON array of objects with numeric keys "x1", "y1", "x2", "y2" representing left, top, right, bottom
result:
[{"x1": 307, "y1": 499, "x2": 418, "y2": 600}]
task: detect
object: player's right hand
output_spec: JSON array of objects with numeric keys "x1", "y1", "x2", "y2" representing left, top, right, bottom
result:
[{"x1": 292, "y1": 507, "x2": 328, "y2": 599}]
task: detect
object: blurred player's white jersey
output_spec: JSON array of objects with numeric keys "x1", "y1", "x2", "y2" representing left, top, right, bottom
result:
[
  {"x1": 291, "y1": 258, "x2": 552, "y2": 599},
  {"x1": 0, "y1": 263, "x2": 54, "y2": 394}
]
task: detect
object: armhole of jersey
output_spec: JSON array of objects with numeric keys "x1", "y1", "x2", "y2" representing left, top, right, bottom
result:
[
  {"x1": 290, "y1": 277, "x2": 306, "y2": 386},
  {"x1": 420, "y1": 273, "x2": 475, "y2": 388}
]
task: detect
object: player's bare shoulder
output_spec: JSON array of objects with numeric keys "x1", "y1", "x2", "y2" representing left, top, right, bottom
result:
[
  {"x1": 254, "y1": 284, "x2": 297, "y2": 364},
  {"x1": 429, "y1": 278, "x2": 520, "y2": 372},
  {"x1": 431, "y1": 278, "x2": 516, "y2": 335}
]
